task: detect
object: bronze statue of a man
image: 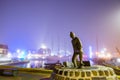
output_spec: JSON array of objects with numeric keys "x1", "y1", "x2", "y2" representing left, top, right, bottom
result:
[{"x1": 70, "y1": 32, "x2": 83, "y2": 68}]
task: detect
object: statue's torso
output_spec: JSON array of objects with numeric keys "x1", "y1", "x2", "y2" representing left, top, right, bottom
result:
[{"x1": 72, "y1": 37, "x2": 82, "y2": 53}]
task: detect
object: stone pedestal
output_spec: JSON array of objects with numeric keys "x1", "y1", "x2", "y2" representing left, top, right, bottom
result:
[{"x1": 50, "y1": 65, "x2": 118, "y2": 80}]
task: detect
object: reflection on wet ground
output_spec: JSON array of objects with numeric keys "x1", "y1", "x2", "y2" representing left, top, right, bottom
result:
[
  {"x1": 8, "y1": 60, "x2": 47, "y2": 68},
  {"x1": 7, "y1": 59, "x2": 94, "y2": 69}
]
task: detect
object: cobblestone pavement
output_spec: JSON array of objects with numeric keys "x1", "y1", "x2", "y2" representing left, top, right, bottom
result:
[{"x1": 0, "y1": 71, "x2": 51, "y2": 80}]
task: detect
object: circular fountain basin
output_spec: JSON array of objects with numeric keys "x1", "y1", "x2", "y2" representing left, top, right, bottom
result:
[{"x1": 50, "y1": 65, "x2": 118, "y2": 80}]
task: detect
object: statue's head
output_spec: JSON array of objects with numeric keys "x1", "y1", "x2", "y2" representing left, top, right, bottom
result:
[{"x1": 70, "y1": 32, "x2": 75, "y2": 39}]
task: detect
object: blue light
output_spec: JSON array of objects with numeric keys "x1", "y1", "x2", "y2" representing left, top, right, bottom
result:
[
  {"x1": 89, "y1": 46, "x2": 93, "y2": 59},
  {"x1": 17, "y1": 50, "x2": 27, "y2": 60}
]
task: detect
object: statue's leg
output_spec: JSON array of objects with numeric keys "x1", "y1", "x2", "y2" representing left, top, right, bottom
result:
[
  {"x1": 72, "y1": 53, "x2": 77, "y2": 68},
  {"x1": 79, "y1": 51, "x2": 83, "y2": 67}
]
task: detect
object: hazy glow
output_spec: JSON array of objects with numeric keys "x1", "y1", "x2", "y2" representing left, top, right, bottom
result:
[
  {"x1": 0, "y1": 57, "x2": 11, "y2": 61},
  {"x1": 107, "y1": 53, "x2": 112, "y2": 58},
  {"x1": 0, "y1": 54, "x2": 11, "y2": 61},
  {"x1": 98, "y1": 53, "x2": 105, "y2": 58},
  {"x1": 113, "y1": 10, "x2": 120, "y2": 27},
  {"x1": 41, "y1": 60, "x2": 45, "y2": 68},
  {"x1": 100, "y1": 48, "x2": 107, "y2": 54},
  {"x1": 26, "y1": 62, "x2": 31, "y2": 68},
  {"x1": 58, "y1": 55, "x2": 63, "y2": 58},
  {"x1": 17, "y1": 50, "x2": 26, "y2": 59},
  {"x1": 26, "y1": 53, "x2": 47, "y2": 59},
  {"x1": 27, "y1": 53, "x2": 32, "y2": 59},
  {"x1": 89, "y1": 46, "x2": 93, "y2": 58},
  {"x1": 117, "y1": 58, "x2": 120, "y2": 63},
  {"x1": 95, "y1": 48, "x2": 112, "y2": 59},
  {"x1": 51, "y1": 53, "x2": 55, "y2": 56},
  {"x1": 0, "y1": 0, "x2": 120, "y2": 53},
  {"x1": 16, "y1": 49, "x2": 21, "y2": 53},
  {"x1": 42, "y1": 56, "x2": 45, "y2": 59},
  {"x1": 7, "y1": 52, "x2": 12, "y2": 58},
  {"x1": 40, "y1": 44, "x2": 47, "y2": 49}
]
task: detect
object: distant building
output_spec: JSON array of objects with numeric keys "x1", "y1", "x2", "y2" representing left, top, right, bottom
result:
[
  {"x1": 0, "y1": 44, "x2": 8, "y2": 54},
  {"x1": 0, "y1": 44, "x2": 11, "y2": 62},
  {"x1": 38, "y1": 48, "x2": 51, "y2": 55}
]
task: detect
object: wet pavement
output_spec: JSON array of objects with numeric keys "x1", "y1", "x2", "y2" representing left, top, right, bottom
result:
[
  {"x1": 0, "y1": 71, "x2": 51, "y2": 80},
  {"x1": 0, "y1": 71, "x2": 120, "y2": 80}
]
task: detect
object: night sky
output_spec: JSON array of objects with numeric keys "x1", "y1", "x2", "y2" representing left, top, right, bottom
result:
[{"x1": 0, "y1": 0, "x2": 120, "y2": 53}]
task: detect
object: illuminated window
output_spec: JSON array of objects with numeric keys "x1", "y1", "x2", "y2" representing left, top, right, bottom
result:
[
  {"x1": 75, "y1": 71, "x2": 80, "y2": 77},
  {"x1": 64, "y1": 71, "x2": 68, "y2": 76},
  {"x1": 99, "y1": 70, "x2": 104, "y2": 76},
  {"x1": 109, "y1": 70, "x2": 113, "y2": 76},
  {"x1": 70, "y1": 71, "x2": 74, "y2": 77},
  {"x1": 81, "y1": 72, "x2": 85, "y2": 77},
  {"x1": 92, "y1": 71, "x2": 97, "y2": 76},
  {"x1": 86, "y1": 71, "x2": 91, "y2": 77},
  {"x1": 104, "y1": 70, "x2": 109, "y2": 76}
]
